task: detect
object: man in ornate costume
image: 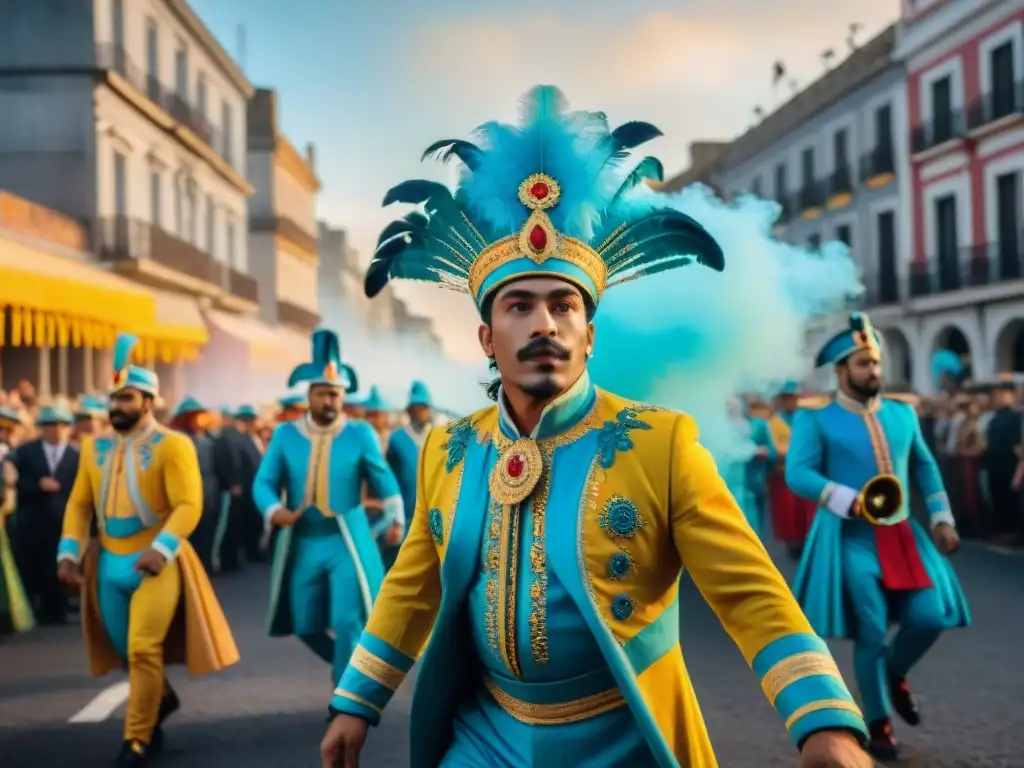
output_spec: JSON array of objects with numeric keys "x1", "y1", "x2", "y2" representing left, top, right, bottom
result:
[
  {"x1": 320, "y1": 87, "x2": 871, "y2": 768},
  {"x1": 253, "y1": 330, "x2": 405, "y2": 690},
  {"x1": 56, "y1": 334, "x2": 239, "y2": 767},
  {"x1": 787, "y1": 313, "x2": 971, "y2": 761},
  {"x1": 768, "y1": 381, "x2": 817, "y2": 559}
]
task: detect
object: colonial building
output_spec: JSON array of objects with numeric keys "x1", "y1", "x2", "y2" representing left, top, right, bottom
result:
[
  {"x1": 894, "y1": 0, "x2": 1024, "y2": 384},
  {"x1": 0, "y1": 0, "x2": 264, "y2": 404}
]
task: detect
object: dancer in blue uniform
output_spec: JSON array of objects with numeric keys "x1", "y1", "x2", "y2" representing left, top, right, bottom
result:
[
  {"x1": 386, "y1": 381, "x2": 434, "y2": 532},
  {"x1": 787, "y1": 313, "x2": 971, "y2": 760},
  {"x1": 253, "y1": 329, "x2": 404, "y2": 688}
]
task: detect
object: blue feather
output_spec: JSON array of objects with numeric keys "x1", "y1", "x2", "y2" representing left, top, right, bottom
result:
[
  {"x1": 112, "y1": 333, "x2": 138, "y2": 372},
  {"x1": 610, "y1": 156, "x2": 665, "y2": 206}
]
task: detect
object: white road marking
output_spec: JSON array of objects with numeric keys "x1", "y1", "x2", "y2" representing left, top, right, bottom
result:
[{"x1": 68, "y1": 681, "x2": 130, "y2": 723}]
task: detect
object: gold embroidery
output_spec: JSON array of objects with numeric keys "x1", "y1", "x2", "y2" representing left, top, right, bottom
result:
[
  {"x1": 784, "y1": 699, "x2": 863, "y2": 731},
  {"x1": 482, "y1": 676, "x2": 626, "y2": 725},
  {"x1": 489, "y1": 438, "x2": 544, "y2": 505},
  {"x1": 760, "y1": 651, "x2": 844, "y2": 705},
  {"x1": 484, "y1": 501, "x2": 502, "y2": 662},
  {"x1": 503, "y1": 501, "x2": 522, "y2": 678},
  {"x1": 863, "y1": 413, "x2": 894, "y2": 474},
  {"x1": 349, "y1": 645, "x2": 406, "y2": 691},
  {"x1": 332, "y1": 688, "x2": 382, "y2": 715}
]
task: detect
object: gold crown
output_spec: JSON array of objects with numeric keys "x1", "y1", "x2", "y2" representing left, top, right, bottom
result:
[{"x1": 467, "y1": 173, "x2": 607, "y2": 301}]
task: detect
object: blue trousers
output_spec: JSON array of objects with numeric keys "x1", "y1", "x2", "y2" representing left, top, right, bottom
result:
[
  {"x1": 842, "y1": 531, "x2": 944, "y2": 722},
  {"x1": 288, "y1": 530, "x2": 366, "y2": 683},
  {"x1": 440, "y1": 688, "x2": 654, "y2": 767}
]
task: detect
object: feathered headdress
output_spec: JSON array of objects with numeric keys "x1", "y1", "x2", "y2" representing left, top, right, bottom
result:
[
  {"x1": 366, "y1": 86, "x2": 724, "y2": 314},
  {"x1": 287, "y1": 329, "x2": 359, "y2": 393},
  {"x1": 815, "y1": 313, "x2": 884, "y2": 367},
  {"x1": 109, "y1": 334, "x2": 159, "y2": 396}
]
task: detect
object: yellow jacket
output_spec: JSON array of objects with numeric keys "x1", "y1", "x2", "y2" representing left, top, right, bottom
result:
[
  {"x1": 59, "y1": 420, "x2": 239, "y2": 677},
  {"x1": 331, "y1": 388, "x2": 866, "y2": 767}
]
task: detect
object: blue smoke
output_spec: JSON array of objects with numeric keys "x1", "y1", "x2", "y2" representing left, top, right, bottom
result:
[{"x1": 589, "y1": 185, "x2": 862, "y2": 467}]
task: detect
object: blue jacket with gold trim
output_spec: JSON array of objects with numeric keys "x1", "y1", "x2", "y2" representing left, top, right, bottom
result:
[{"x1": 330, "y1": 388, "x2": 868, "y2": 767}]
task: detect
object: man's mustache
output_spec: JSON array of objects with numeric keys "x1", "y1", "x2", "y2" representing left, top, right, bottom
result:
[{"x1": 517, "y1": 338, "x2": 570, "y2": 362}]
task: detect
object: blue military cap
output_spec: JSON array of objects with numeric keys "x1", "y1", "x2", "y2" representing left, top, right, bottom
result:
[
  {"x1": 110, "y1": 334, "x2": 159, "y2": 396},
  {"x1": 0, "y1": 406, "x2": 21, "y2": 427},
  {"x1": 278, "y1": 393, "x2": 308, "y2": 410},
  {"x1": 287, "y1": 328, "x2": 359, "y2": 394},
  {"x1": 38, "y1": 403, "x2": 74, "y2": 425},
  {"x1": 777, "y1": 380, "x2": 800, "y2": 396},
  {"x1": 75, "y1": 394, "x2": 107, "y2": 417},
  {"x1": 235, "y1": 404, "x2": 258, "y2": 420},
  {"x1": 361, "y1": 385, "x2": 389, "y2": 413},
  {"x1": 814, "y1": 312, "x2": 883, "y2": 367},
  {"x1": 407, "y1": 380, "x2": 432, "y2": 408},
  {"x1": 172, "y1": 395, "x2": 206, "y2": 419}
]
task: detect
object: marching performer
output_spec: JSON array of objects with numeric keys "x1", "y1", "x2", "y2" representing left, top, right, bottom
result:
[
  {"x1": 1, "y1": 450, "x2": 34, "y2": 635},
  {"x1": 253, "y1": 330, "x2": 405, "y2": 690},
  {"x1": 321, "y1": 86, "x2": 870, "y2": 768},
  {"x1": 386, "y1": 381, "x2": 434, "y2": 531},
  {"x1": 787, "y1": 313, "x2": 971, "y2": 761},
  {"x1": 56, "y1": 334, "x2": 239, "y2": 766},
  {"x1": 768, "y1": 381, "x2": 817, "y2": 559},
  {"x1": 277, "y1": 392, "x2": 308, "y2": 423}
]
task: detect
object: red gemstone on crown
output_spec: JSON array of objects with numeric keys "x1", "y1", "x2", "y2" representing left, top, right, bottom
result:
[
  {"x1": 528, "y1": 225, "x2": 547, "y2": 252},
  {"x1": 530, "y1": 182, "x2": 549, "y2": 200},
  {"x1": 507, "y1": 454, "x2": 525, "y2": 478}
]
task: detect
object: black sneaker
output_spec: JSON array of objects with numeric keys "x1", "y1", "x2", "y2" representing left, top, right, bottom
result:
[
  {"x1": 888, "y1": 674, "x2": 921, "y2": 726},
  {"x1": 115, "y1": 739, "x2": 149, "y2": 767},
  {"x1": 867, "y1": 718, "x2": 901, "y2": 761}
]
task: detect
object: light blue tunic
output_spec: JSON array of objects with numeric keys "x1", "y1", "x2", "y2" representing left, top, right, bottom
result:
[
  {"x1": 444, "y1": 373, "x2": 653, "y2": 767},
  {"x1": 387, "y1": 424, "x2": 430, "y2": 533},
  {"x1": 786, "y1": 392, "x2": 971, "y2": 722},
  {"x1": 252, "y1": 415, "x2": 403, "y2": 683}
]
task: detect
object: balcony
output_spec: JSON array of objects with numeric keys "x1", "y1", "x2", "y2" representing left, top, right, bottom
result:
[
  {"x1": 774, "y1": 195, "x2": 792, "y2": 224},
  {"x1": 793, "y1": 181, "x2": 826, "y2": 216},
  {"x1": 92, "y1": 216, "x2": 257, "y2": 306},
  {"x1": 826, "y1": 165, "x2": 854, "y2": 208},
  {"x1": 910, "y1": 108, "x2": 966, "y2": 156},
  {"x1": 908, "y1": 240, "x2": 1024, "y2": 298},
  {"x1": 250, "y1": 215, "x2": 318, "y2": 254},
  {"x1": 94, "y1": 44, "x2": 235, "y2": 171},
  {"x1": 858, "y1": 145, "x2": 896, "y2": 187},
  {"x1": 966, "y1": 81, "x2": 1024, "y2": 133},
  {"x1": 861, "y1": 269, "x2": 901, "y2": 306},
  {"x1": 277, "y1": 299, "x2": 321, "y2": 330}
]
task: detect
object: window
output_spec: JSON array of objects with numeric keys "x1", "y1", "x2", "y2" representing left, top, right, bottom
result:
[
  {"x1": 146, "y1": 19, "x2": 160, "y2": 101},
  {"x1": 197, "y1": 73, "x2": 208, "y2": 118},
  {"x1": 750, "y1": 176, "x2": 762, "y2": 197},
  {"x1": 931, "y1": 76, "x2": 953, "y2": 143},
  {"x1": 801, "y1": 147, "x2": 815, "y2": 187},
  {"x1": 150, "y1": 171, "x2": 161, "y2": 226},
  {"x1": 836, "y1": 224, "x2": 852, "y2": 248},
  {"x1": 935, "y1": 194, "x2": 959, "y2": 290},
  {"x1": 774, "y1": 162, "x2": 787, "y2": 200},
  {"x1": 221, "y1": 99, "x2": 233, "y2": 165},
  {"x1": 832, "y1": 130, "x2": 850, "y2": 192},
  {"x1": 996, "y1": 172, "x2": 1020, "y2": 279},
  {"x1": 226, "y1": 219, "x2": 236, "y2": 268},
  {"x1": 877, "y1": 211, "x2": 898, "y2": 303},
  {"x1": 206, "y1": 195, "x2": 216, "y2": 257},
  {"x1": 183, "y1": 183, "x2": 196, "y2": 242},
  {"x1": 174, "y1": 42, "x2": 188, "y2": 99},
  {"x1": 808, "y1": 233, "x2": 821, "y2": 250},
  {"x1": 990, "y1": 41, "x2": 1015, "y2": 120},
  {"x1": 173, "y1": 177, "x2": 182, "y2": 234},
  {"x1": 112, "y1": 0, "x2": 125, "y2": 48},
  {"x1": 871, "y1": 104, "x2": 894, "y2": 175},
  {"x1": 113, "y1": 151, "x2": 127, "y2": 219}
]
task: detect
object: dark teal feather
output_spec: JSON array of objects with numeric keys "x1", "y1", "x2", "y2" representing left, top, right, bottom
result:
[
  {"x1": 610, "y1": 156, "x2": 665, "y2": 206},
  {"x1": 610, "y1": 121, "x2": 663, "y2": 150},
  {"x1": 608, "y1": 255, "x2": 694, "y2": 286},
  {"x1": 421, "y1": 139, "x2": 482, "y2": 169}
]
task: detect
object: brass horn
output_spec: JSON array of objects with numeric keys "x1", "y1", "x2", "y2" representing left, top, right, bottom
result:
[{"x1": 856, "y1": 474, "x2": 904, "y2": 525}]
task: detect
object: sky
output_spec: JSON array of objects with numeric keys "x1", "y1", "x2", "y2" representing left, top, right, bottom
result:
[{"x1": 192, "y1": 0, "x2": 899, "y2": 363}]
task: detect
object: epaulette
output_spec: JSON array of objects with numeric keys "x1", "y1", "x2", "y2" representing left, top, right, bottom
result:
[
  {"x1": 883, "y1": 392, "x2": 919, "y2": 407},
  {"x1": 796, "y1": 395, "x2": 831, "y2": 410}
]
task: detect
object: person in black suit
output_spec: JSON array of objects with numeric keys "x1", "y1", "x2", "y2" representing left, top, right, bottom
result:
[
  {"x1": 230, "y1": 405, "x2": 265, "y2": 563},
  {"x1": 11, "y1": 403, "x2": 79, "y2": 624},
  {"x1": 212, "y1": 408, "x2": 244, "y2": 572},
  {"x1": 170, "y1": 396, "x2": 224, "y2": 572}
]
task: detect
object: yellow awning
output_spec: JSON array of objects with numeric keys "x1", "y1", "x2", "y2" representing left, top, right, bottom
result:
[
  {"x1": 0, "y1": 232, "x2": 156, "y2": 349},
  {"x1": 138, "y1": 289, "x2": 209, "y2": 364}
]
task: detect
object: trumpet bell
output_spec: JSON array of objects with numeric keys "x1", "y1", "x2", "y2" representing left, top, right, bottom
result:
[{"x1": 857, "y1": 474, "x2": 904, "y2": 525}]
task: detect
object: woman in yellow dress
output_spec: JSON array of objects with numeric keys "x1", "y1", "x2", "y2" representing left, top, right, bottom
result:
[{"x1": 0, "y1": 446, "x2": 34, "y2": 634}]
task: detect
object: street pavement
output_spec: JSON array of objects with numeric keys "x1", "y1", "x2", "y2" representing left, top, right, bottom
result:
[{"x1": 0, "y1": 540, "x2": 1021, "y2": 767}]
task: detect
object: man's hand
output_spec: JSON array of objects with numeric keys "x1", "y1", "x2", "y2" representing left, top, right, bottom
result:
[
  {"x1": 134, "y1": 549, "x2": 168, "y2": 576},
  {"x1": 383, "y1": 523, "x2": 402, "y2": 547},
  {"x1": 56, "y1": 559, "x2": 84, "y2": 587},
  {"x1": 229, "y1": 484, "x2": 243, "y2": 497},
  {"x1": 932, "y1": 522, "x2": 959, "y2": 555},
  {"x1": 1012, "y1": 463, "x2": 1024, "y2": 491},
  {"x1": 270, "y1": 507, "x2": 303, "y2": 528},
  {"x1": 800, "y1": 730, "x2": 873, "y2": 768},
  {"x1": 39, "y1": 477, "x2": 61, "y2": 493},
  {"x1": 321, "y1": 713, "x2": 368, "y2": 768}
]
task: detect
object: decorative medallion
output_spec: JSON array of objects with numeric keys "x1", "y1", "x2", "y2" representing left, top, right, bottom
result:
[
  {"x1": 516, "y1": 173, "x2": 561, "y2": 265},
  {"x1": 518, "y1": 173, "x2": 561, "y2": 210},
  {"x1": 607, "y1": 552, "x2": 634, "y2": 581},
  {"x1": 488, "y1": 438, "x2": 544, "y2": 505},
  {"x1": 428, "y1": 507, "x2": 444, "y2": 545},
  {"x1": 599, "y1": 496, "x2": 645, "y2": 539},
  {"x1": 611, "y1": 593, "x2": 635, "y2": 621},
  {"x1": 112, "y1": 367, "x2": 128, "y2": 388}
]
